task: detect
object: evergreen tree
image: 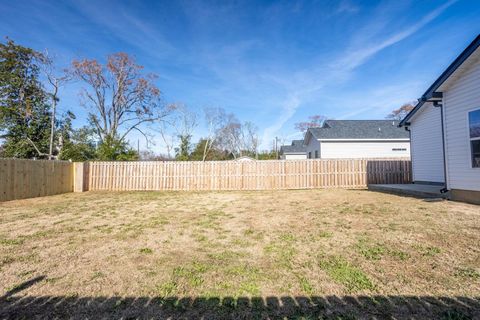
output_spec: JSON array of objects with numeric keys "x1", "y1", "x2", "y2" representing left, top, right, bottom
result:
[
  {"x1": 96, "y1": 136, "x2": 138, "y2": 161},
  {"x1": 0, "y1": 39, "x2": 51, "y2": 158},
  {"x1": 175, "y1": 134, "x2": 192, "y2": 161}
]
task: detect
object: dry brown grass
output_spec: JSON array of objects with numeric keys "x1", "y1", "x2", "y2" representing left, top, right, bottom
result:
[{"x1": 0, "y1": 189, "x2": 479, "y2": 318}]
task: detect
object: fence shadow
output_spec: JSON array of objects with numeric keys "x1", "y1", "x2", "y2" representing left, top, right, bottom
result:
[{"x1": 1, "y1": 294, "x2": 478, "y2": 319}]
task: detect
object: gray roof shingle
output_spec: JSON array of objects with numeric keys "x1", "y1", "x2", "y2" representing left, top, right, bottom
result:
[
  {"x1": 308, "y1": 120, "x2": 409, "y2": 140},
  {"x1": 280, "y1": 140, "x2": 306, "y2": 154}
]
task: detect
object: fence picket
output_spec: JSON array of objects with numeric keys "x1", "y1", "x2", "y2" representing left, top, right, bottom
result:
[{"x1": 85, "y1": 158, "x2": 411, "y2": 191}]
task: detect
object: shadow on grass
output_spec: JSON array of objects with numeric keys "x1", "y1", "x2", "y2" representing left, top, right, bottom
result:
[
  {"x1": 1, "y1": 295, "x2": 479, "y2": 319},
  {"x1": 1, "y1": 278, "x2": 478, "y2": 319}
]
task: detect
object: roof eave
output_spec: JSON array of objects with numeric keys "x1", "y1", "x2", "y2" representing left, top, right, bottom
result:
[{"x1": 400, "y1": 34, "x2": 480, "y2": 126}]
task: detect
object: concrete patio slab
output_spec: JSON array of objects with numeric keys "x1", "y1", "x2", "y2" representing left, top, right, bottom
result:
[{"x1": 368, "y1": 184, "x2": 448, "y2": 199}]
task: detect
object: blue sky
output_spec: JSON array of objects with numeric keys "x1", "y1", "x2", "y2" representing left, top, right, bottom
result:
[{"x1": 1, "y1": 0, "x2": 479, "y2": 151}]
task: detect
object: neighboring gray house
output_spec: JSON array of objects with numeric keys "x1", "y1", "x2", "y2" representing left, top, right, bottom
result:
[
  {"x1": 304, "y1": 120, "x2": 410, "y2": 159},
  {"x1": 400, "y1": 34, "x2": 480, "y2": 204},
  {"x1": 279, "y1": 140, "x2": 307, "y2": 160}
]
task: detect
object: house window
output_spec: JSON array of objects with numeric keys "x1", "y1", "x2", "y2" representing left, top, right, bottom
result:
[
  {"x1": 308, "y1": 152, "x2": 311, "y2": 159},
  {"x1": 315, "y1": 150, "x2": 319, "y2": 158},
  {"x1": 469, "y1": 109, "x2": 480, "y2": 168}
]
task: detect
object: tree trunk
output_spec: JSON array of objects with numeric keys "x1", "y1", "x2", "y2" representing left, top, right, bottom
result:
[{"x1": 48, "y1": 80, "x2": 58, "y2": 160}]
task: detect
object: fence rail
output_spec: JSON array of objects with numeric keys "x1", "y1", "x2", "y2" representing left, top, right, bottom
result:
[
  {"x1": 88, "y1": 158, "x2": 411, "y2": 191},
  {"x1": 0, "y1": 158, "x2": 411, "y2": 202},
  {"x1": 0, "y1": 159, "x2": 73, "y2": 201}
]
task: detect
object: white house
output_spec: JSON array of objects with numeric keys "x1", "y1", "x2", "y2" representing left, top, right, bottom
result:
[
  {"x1": 303, "y1": 120, "x2": 410, "y2": 159},
  {"x1": 400, "y1": 34, "x2": 480, "y2": 204},
  {"x1": 279, "y1": 140, "x2": 307, "y2": 160}
]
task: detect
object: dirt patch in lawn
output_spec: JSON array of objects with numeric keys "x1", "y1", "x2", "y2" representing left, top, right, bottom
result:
[{"x1": 0, "y1": 189, "x2": 479, "y2": 318}]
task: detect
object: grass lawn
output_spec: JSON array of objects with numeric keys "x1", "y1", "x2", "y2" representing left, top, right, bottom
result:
[{"x1": 0, "y1": 189, "x2": 479, "y2": 319}]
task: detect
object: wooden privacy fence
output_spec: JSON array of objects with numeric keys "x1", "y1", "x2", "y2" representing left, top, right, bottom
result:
[
  {"x1": 87, "y1": 159, "x2": 411, "y2": 191},
  {"x1": 0, "y1": 159, "x2": 74, "y2": 201}
]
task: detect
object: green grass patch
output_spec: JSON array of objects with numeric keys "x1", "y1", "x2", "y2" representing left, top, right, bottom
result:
[
  {"x1": 238, "y1": 280, "x2": 260, "y2": 296},
  {"x1": 208, "y1": 250, "x2": 245, "y2": 262},
  {"x1": 264, "y1": 242, "x2": 296, "y2": 269},
  {"x1": 356, "y1": 238, "x2": 386, "y2": 260},
  {"x1": 157, "y1": 280, "x2": 178, "y2": 296},
  {"x1": 0, "y1": 236, "x2": 24, "y2": 246},
  {"x1": 243, "y1": 228, "x2": 255, "y2": 236},
  {"x1": 298, "y1": 276, "x2": 314, "y2": 294},
  {"x1": 319, "y1": 255, "x2": 375, "y2": 292},
  {"x1": 279, "y1": 233, "x2": 296, "y2": 242},
  {"x1": 388, "y1": 249, "x2": 410, "y2": 261},
  {"x1": 139, "y1": 247, "x2": 153, "y2": 254},
  {"x1": 318, "y1": 231, "x2": 333, "y2": 238},
  {"x1": 356, "y1": 238, "x2": 409, "y2": 261},
  {"x1": 91, "y1": 271, "x2": 105, "y2": 280},
  {"x1": 195, "y1": 209, "x2": 227, "y2": 229},
  {"x1": 414, "y1": 244, "x2": 441, "y2": 257},
  {"x1": 172, "y1": 261, "x2": 209, "y2": 288},
  {"x1": 454, "y1": 267, "x2": 480, "y2": 280}
]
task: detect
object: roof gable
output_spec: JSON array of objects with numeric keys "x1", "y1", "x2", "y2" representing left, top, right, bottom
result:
[
  {"x1": 400, "y1": 34, "x2": 480, "y2": 126},
  {"x1": 307, "y1": 120, "x2": 409, "y2": 140}
]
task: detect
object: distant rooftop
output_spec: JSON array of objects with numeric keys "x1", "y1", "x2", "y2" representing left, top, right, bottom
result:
[
  {"x1": 280, "y1": 139, "x2": 306, "y2": 154},
  {"x1": 308, "y1": 120, "x2": 409, "y2": 140}
]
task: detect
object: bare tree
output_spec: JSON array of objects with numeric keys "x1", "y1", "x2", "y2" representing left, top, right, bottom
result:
[
  {"x1": 216, "y1": 113, "x2": 242, "y2": 159},
  {"x1": 70, "y1": 53, "x2": 173, "y2": 147},
  {"x1": 294, "y1": 115, "x2": 328, "y2": 132},
  {"x1": 173, "y1": 103, "x2": 197, "y2": 139},
  {"x1": 202, "y1": 107, "x2": 226, "y2": 161},
  {"x1": 242, "y1": 121, "x2": 260, "y2": 158},
  {"x1": 158, "y1": 118, "x2": 176, "y2": 158},
  {"x1": 387, "y1": 102, "x2": 415, "y2": 120},
  {"x1": 155, "y1": 103, "x2": 197, "y2": 159},
  {"x1": 42, "y1": 51, "x2": 70, "y2": 159}
]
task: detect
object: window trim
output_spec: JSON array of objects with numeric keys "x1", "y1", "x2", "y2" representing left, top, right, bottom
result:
[{"x1": 467, "y1": 108, "x2": 480, "y2": 169}]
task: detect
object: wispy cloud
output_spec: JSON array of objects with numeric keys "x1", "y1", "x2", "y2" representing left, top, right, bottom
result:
[
  {"x1": 261, "y1": 0, "x2": 457, "y2": 147},
  {"x1": 69, "y1": 0, "x2": 176, "y2": 60},
  {"x1": 334, "y1": 0, "x2": 458, "y2": 72},
  {"x1": 336, "y1": 0, "x2": 360, "y2": 14},
  {"x1": 262, "y1": 93, "x2": 301, "y2": 146}
]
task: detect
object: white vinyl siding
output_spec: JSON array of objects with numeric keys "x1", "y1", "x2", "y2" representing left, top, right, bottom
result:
[
  {"x1": 443, "y1": 57, "x2": 480, "y2": 191},
  {"x1": 319, "y1": 141, "x2": 410, "y2": 159},
  {"x1": 409, "y1": 102, "x2": 445, "y2": 183},
  {"x1": 283, "y1": 153, "x2": 307, "y2": 160}
]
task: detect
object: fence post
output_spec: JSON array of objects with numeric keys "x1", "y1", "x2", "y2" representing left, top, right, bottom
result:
[{"x1": 74, "y1": 162, "x2": 89, "y2": 192}]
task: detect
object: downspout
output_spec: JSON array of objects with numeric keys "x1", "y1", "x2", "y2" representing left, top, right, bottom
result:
[
  {"x1": 403, "y1": 124, "x2": 412, "y2": 182},
  {"x1": 433, "y1": 101, "x2": 449, "y2": 193}
]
